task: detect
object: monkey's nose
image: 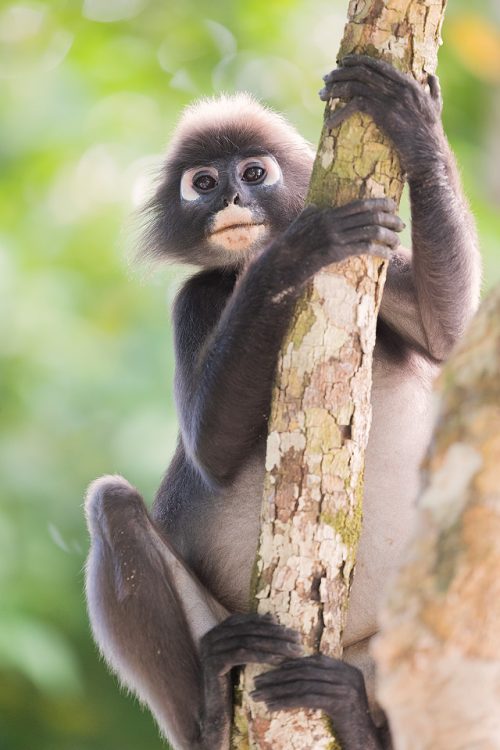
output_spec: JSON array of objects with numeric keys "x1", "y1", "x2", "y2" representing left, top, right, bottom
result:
[{"x1": 223, "y1": 193, "x2": 240, "y2": 207}]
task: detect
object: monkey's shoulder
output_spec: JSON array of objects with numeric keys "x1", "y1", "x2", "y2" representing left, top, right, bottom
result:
[
  {"x1": 174, "y1": 268, "x2": 237, "y2": 317},
  {"x1": 172, "y1": 268, "x2": 237, "y2": 355}
]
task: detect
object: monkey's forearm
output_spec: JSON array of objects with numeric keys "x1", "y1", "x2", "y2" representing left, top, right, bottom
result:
[
  {"x1": 178, "y1": 199, "x2": 402, "y2": 487},
  {"x1": 180, "y1": 252, "x2": 300, "y2": 487},
  {"x1": 407, "y1": 145, "x2": 481, "y2": 358},
  {"x1": 379, "y1": 147, "x2": 481, "y2": 360}
]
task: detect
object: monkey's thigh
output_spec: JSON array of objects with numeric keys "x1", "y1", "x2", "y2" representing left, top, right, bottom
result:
[{"x1": 85, "y1": 475, "x2": 227, "y2": 750}]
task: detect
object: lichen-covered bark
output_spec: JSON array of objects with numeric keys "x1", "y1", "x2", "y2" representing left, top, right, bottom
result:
[
  {"x1": 374, "y1": 286, "x2": 500, "y2": 750},
  {"x1": 232, "y1": 1, "x2": 447, "y2": 748}
]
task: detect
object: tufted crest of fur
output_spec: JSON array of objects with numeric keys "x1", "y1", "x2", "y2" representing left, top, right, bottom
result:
[{"x1": 166, "y1": 92, "x2": 315, "y2": 167}]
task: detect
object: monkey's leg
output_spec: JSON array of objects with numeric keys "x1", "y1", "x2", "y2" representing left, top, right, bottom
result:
[
  {"x1": 85, "y1": 476, "x2": 302, "y2": 750},
  {"x1": 85, "y1": 474, "x2": 229, "y2": 749}
]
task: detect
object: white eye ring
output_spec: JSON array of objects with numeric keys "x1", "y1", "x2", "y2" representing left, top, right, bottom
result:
[
  {"x1": 238, "y1": 155, "x2": 282, "y2": 186},
  {"x1": 180, "y1": 166, "x2": 219, "y2": 201}
]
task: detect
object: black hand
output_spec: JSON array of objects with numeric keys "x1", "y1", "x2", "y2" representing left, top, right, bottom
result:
[
  {"x1": 319, "y1": 54, "x2": 444, "y2": 176},
  {"x1": 279, "y1": 197, "x2": 404, "y2": 281}
]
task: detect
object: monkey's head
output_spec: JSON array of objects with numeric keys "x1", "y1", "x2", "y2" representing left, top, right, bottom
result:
[{"x1": 142, "y1": 93, "x2": 315, "y2": 268}]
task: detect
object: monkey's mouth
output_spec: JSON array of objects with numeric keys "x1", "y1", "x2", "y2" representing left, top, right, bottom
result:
[
  {"x1": 208, "y1": 222, "x2": 267, "y2": 252},
  {"x1": 210, "y1": 222, "x2": 265, "y2": 235}
]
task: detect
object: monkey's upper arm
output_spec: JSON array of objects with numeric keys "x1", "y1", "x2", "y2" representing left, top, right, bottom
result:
[
  {"x1": 171, "y1": 269, "x2": 246, "y2": 484},
  {"x1": 172, "y1": 269, "x2": 234, "y2": 418},
  {"x1": 377, "y1": 248, "x2": 435, "y2": 358},
  {"x1": 380, "y1": 237, "x2": 479, "y2": 363}
]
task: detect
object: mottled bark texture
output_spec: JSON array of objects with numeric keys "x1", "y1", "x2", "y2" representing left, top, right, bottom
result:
[
  {"x1": 232, "y1": 1, "x2": 447, "y2": 748},
  {"x1": 374, "y1": 286, "x2": 500, "y2": 750}
]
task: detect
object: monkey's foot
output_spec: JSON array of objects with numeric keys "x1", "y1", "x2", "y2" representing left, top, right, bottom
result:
[
  {"x1": 197, "y1": 614, "x2": 304, "y2": 749},
  {"x1": 200, "y1": 613, "x2": 303, "y2": 676},
  {"x1": 252, "y1": 654, "x2": 383, "y2": 750}
]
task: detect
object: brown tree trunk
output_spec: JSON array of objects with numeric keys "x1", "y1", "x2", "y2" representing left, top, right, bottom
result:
[
  {"x1": 232, "y1": 1, "x2": 447, "y2": 747},
  {"x1": 374, "y1": 286, "x2": 500, "y2": 749}
]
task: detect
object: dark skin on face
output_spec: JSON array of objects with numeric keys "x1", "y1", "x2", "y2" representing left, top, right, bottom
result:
[{"x1": 84, "y1": 58, "x2": 480, "y2": 750}]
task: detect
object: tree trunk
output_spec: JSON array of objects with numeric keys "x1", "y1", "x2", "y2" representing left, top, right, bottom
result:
[
  {"x1": 374, "y1": 286, "x2": 500, "y2": 750},
  {"x1": 232, "y1": 1, "x2": 447, "y2": 748}
]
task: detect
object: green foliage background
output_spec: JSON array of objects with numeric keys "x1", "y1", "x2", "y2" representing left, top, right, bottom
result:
[{"x1": 1, "y1": 0, "x2": 499, "y2": 748}]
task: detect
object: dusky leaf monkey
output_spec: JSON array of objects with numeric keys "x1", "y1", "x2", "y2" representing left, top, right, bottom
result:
[{"x1": 85, "y1": 56, "x2": 481, "y2": 749}]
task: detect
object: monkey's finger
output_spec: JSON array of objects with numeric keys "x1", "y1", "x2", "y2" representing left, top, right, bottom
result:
[
  {"x1": 252, "y1": 680, "x2": 349, "y2": 709},
  {"x1": 202, "y1": 617, "x2": 301, "y2": 650},
  {"x1": 207, "y1": 635, "x2": 304, "y2": 666},
  {"x1": 323, "y1": 99, "x2": 363, "y2": 129},
  {"x1": 341, "y1": 54, "x2": 412, "y2": 88},
  {"x1": 208, "y1": 634, "x2": 303, "y2": 655},
  {"x1": 255, "y1": 654, "x2": 356, "y2": 678},
  {"x1": 339, "y1": 210, "x2": 405, "y2": 232},
  {"x1": 324, "y1": 79, "x2": 389, "y2": 107},
  {"x1": 206, "y1": 612, "x2": 299, "y2": 635},
  {"x1": 253, "y1": 656, "x2": 358, "y2": 688},
  {"x1": 321, "y1": 65, "x2": 397, "y2": 100},
  {"x1": 335, "y1": 225, "x2": 401, "y2": 249},
  {"x1": 254, "y1": 668, "x2": 336, "y2": 691},
  {"x1": 205, "y1": 627, "x2": 302, "y2": 651},
  {"x1": 327, "y1": 197, "x2": 398, "y2": 217}
]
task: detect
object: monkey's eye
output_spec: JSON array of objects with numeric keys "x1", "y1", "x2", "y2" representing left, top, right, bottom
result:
[
  {"x1": 181, "y1": 166, "x2": 219, "y2": 201},
  {"x1": 238, "y1": 156, "x2": 282, "y2": 188},
  {"x1": 193, "y1": 173, "x2": 218, "y2": 192},
  {"x1": 242, "y1": 165, "x2": 266, "y2": 183}
]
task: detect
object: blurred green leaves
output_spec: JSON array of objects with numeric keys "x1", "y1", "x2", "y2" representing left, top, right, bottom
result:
[
  {"x1": 0, "y1": 615, "x2": 81, "y2": 695},
  {"x1": 1, "y1": 1, "x2": 499, "y2": 749}
]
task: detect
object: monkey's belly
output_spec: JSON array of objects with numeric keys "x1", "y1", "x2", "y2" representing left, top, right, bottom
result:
[
  {"x1": 193, "y1": 357, "x2": 437, "y2": 633},
  {"x1": 195, "y1": 453, "x2": 265, "y2": 612},
  {"x1": 342, "y1": 365, "x2": 438, "y2": 648}
]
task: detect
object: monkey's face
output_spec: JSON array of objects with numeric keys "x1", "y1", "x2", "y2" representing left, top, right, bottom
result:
[
  {"x1": 179, "y1": 154, "x2": 287, "y2": 267},
  {"x1": 141, "y1": 94, "x2": 315, "y2": 268}
]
